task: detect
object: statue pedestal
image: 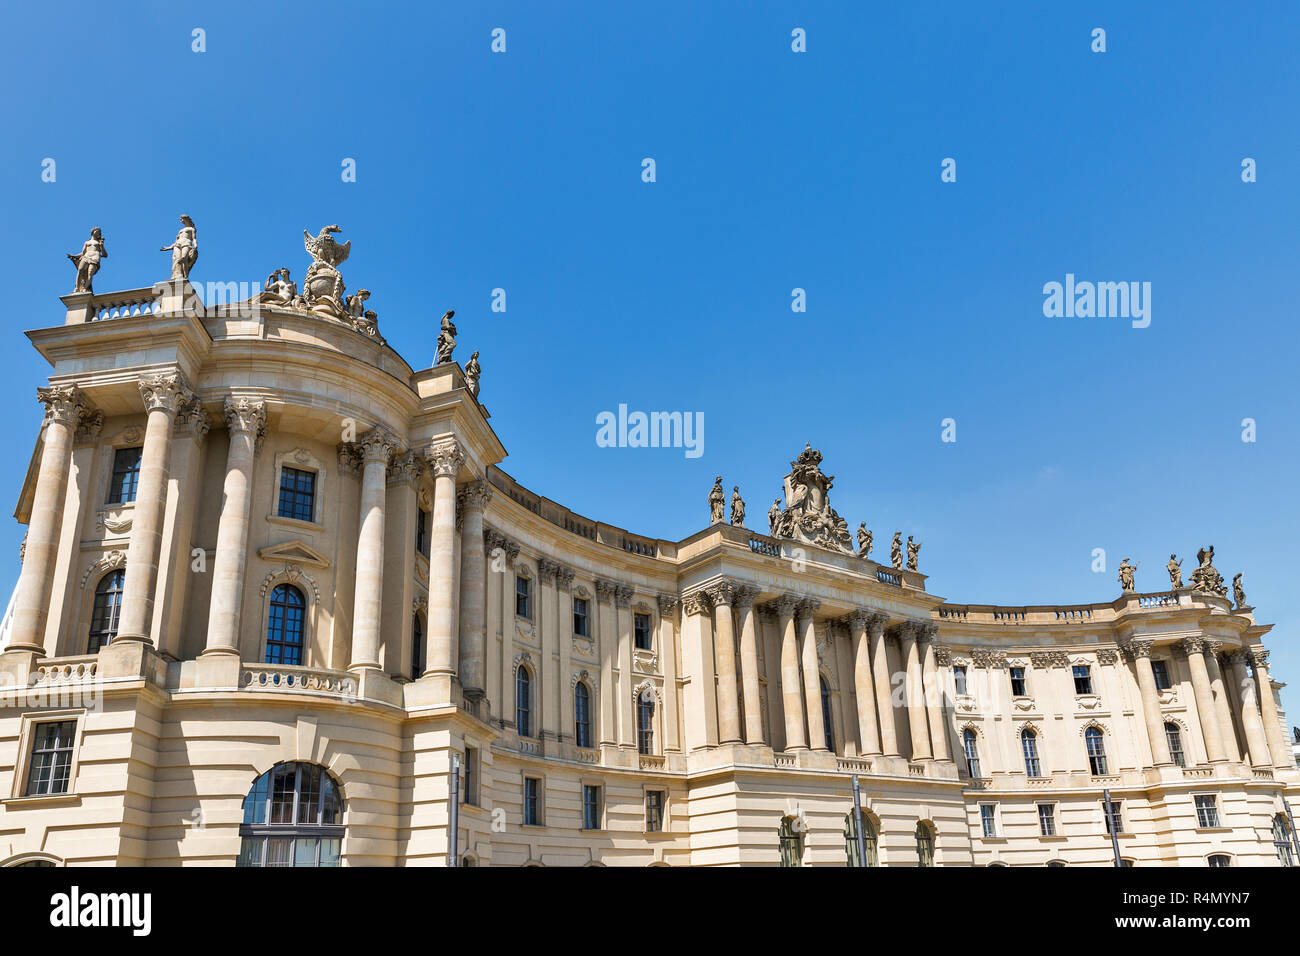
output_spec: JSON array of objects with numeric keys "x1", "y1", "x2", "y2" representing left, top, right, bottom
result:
[
  {"x1": 60, "y1": 291, "x2": 95, "y2": 325},
  {"x1": 151, "y1": 278, "x2": 204, "y2": 318}
]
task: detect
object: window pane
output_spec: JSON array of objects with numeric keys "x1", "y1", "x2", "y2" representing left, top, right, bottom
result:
[
  {"x1": 109, "y1": 447, "x2": 142, "y2": 503},
  {"x1": 270, "y1": 764, "x2": 297, "y2": 824},
  {"x1": 319, "y1": 839, "x2": 341, "y2": 867},
  {"x1": 265, "y1": 838, "x2": 294, "y2": 867},
  {"x1": 237, "y1": 837, "x2": 265, "y2": 868},
  {"x1": 278, "y1": 467, "x2": 316, "y2": 522}
]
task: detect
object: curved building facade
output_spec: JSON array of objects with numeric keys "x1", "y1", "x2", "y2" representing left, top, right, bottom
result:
[{"x1": 1, "y1": 234, "x2": 1297, "y2": 867}]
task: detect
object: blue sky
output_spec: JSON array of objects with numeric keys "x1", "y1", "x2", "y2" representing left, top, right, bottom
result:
[{"x1": 1, "y1": 2, "x2": 1298, "y2": 716}]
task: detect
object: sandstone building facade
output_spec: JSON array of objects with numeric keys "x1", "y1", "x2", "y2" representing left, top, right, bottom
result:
[{"x1": 1, "y1": 234, "x2": 1297, "y2": 867}]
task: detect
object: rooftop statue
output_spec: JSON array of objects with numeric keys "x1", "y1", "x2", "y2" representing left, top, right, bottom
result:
[
  {"x1": 161, "y1": 215, "x2": 198, "y2": 280},
  {"x1": 1118, "y1": 557, "x2": 1137, "y2": 592},
  {"x1": 708, "y1": 476, "x2": 726, "y2": 525},
  {"x1": 258, "y1": 268, "x2": 298, "y2": 305},
  {"x1": 768, "y1": 498, "x2": 781, "y2": 535},
  {"x1": 435, "y1": 310, "x2": 457, "y2": 364},
  {"x1": 67, "y1": 227, "x2": 106, "y2": 294},
  {"x1": 1166, "y1": 554, "x2": 1183, "y2": 589},
  {"x1": 1232, "y1": 572, "x2": 1247, "y2": 609},
  {"x1": 1189, "y1": 545, "x2": 1228, "y2": 596},
  {"x1": 464, "y1": 350, "x2": 481, "y2": 398},
  {"x1": 906, "y1": 535, "x2": 921, "y2": 571},
  {"x1": 302, "y1": 225, "x2": 351, "y2": 315},
  {"x1": 768, "y1": 444, "x2": 852, "y2": 553},
  {"x1": 857, "y1": 522, "x2": 872, "y2": 558},
  {"x1": 730, "y1": 486, "x2": 745, "y2": 527},
  {"x1": 890, "y1": 532, "x2": 902, "y2": 570}
]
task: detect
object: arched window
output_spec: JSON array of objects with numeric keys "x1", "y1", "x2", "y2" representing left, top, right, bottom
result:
[
  {"x1": 637, "y1": 690, "x2": 656, "y2": 755},
  {"x1": 516, "y1": 666, "x2": 533, "y2": 738},
  {"x1": 844, "y1": 812, "x2": 879, "y2": 867},
  {"x1": 820, "y1": 677, "x2": 835, "y2": 753},
  {"x1": 1022, "y1": 728, "x2": 1042, "y2": 778},
  {"x1": 266, "y1": 584, "x2": 306, "y2": 665},
  {"x1": 238, "y1": 762, "x2": 343, "y2": 867},
  {"x1": 88, "y1": 569, "x2": 125, "y2": 653},
  {"x1": 574, "y1": 681, "x2": 592, "y2": 749},
  {"x1": 1164, "y1": 722, "x2": 1185, "y2": 767},
  {"x1": 778, "y1": 817, "x2": 803, "y2": 867},
  {"x1": 1274, "y1": 814, "x2": 1294, "y2": 867},
  {"x1": 1085, "y1": 726, "x2": 1108, "y2": 775},
  {"x1": 962, "y1": 728, "x2": 981, "y2": 778},
  {"x1": 1045, "y1": 860, "x2": 1066, "y2": 868},
  {"x1": 1207, "y1": 854, "x2": 1231, "y2": 868},
  {"x1": 915, "y1": 822, "x2": 935, "y2": 867},
  {"x1": 411, "y1": 616, "x2": 424, "y2": 681}
]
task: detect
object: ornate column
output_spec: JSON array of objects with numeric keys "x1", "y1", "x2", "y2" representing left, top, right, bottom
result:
[
  {"x1": 423, "y1": 437, "x2": 463, "y2": 680},
  {"x1": 555, "y1": 565, "x2": 575, "y2": 740},
  {"x1": 595, "y1": 579, "x2": 618, "y2": 747},
  {"x1": 846, "y1": 609, "x2": 881, "y2": 756},
  {"x1": 899, "y1": 622, "x2": 931, "y2": 761},
  {"x1": 920, "y1": 624, "x2": 950, "y2": 761},
  {"x1": 497, "y1": 537, "x2": 520, "y2": 725},
  {"x1": 7, "y1": 386, "x2": 92, "y2": 654},
  {"x1": 1249, "y1": 649, "x2": 1293, "y2": 768},
  {"x1": 708, "y1": 581, "x2": 743, "y2": 745},
  {"x1": 1179, "y1": 637, "x2": 1227, "y2": 763},
  {"x1": 1120, "y1": 639, "x2": 1172, "y2": 766},
  {"x1": 658, "y1": 594, "x2": 682, "y2": 752},
  {"x1": 153, "y1": 397, "x2": 209, "y2": 660},
  {"x1": 797, "y1": 599, "x2": 826, "y2": 752},
  {"x1": 868, "y1": 613, "x2": 898, "y2": 756},
  {"x1": 1203, "y1": 645, "x2": 1242, "y2": 763},
  {"x1": 203, "y1": 397, "x2": 266, "y2": 655},
  {"x1": 776, "y1": 595, "x2": 807, "y2": 751},
  {"x1": 681, "y1": 591, "x2": 719, "y2": 750},
  {"x1": 455, "y1": 479, "x2": 492, "y2": 697},
  {"x1": 348, "y1": 427, "x2": 398, "y2": 670},
  {"x1": 734, "y1": 585, "x2": 764, "y2": 745},
  {"x1": 616, "y1": 584, "x2": 636, "y2": 748},
  {"x1": 1227, "y1": 650, "x2": 1271, "y2": 768}
]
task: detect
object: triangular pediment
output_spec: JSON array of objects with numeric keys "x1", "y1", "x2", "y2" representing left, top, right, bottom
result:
[{"x1": 258, "y1": 539, "x2": 331, "y2": 568}]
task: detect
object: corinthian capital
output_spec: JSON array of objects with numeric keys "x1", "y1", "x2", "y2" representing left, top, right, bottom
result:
[
  {"x1": 175, "y1": 397, "x2": 210, "y2": 441},
  {"x1": 426, "y1": 437, "x2": 464, "y2": 478},
  {"x1": 658, "y1": 593, "x2": 680, "y2": 616},
  {"x1": 223, "y1": 395, "x2": 266, "y2": 435},
  {"x1": 457, "y1": 478, "x2": 493, "y2": 513},
  {"x1": 1119, "y1": 638, "x2": 1154, "y2": 662},
  {"x1": 706, "y1": 581, "x2": 736, "y2": 607},
  {"x1": 795, "y1": 598, "x2": 820, "y2": 621},
  {"x1": 1248, "y1": 648, "x2": 1270, "y2": 670},
  {"x1": 37, "y1": 384, "x2": 92, "y2": 428},
  {"x1": 138, "y1": 373, "x2": 193, "y2": 415},
  {"x1": 357, "y1": 425, "x2": 400, "y2": 464},
  {"x1": 1178, "y1": 636, "x2": 1207, "y2": 656},
  {"x1": 337, "y1": 442, "x2": 363, "y2": 477}
]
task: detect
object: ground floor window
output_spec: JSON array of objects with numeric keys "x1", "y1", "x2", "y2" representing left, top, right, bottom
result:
[
  {"x1": 238, "y1": 762, "x2": 343, "y2": 867},
  {"x1": 779, "y1": 817, "x2": 803, "y2": 867}
]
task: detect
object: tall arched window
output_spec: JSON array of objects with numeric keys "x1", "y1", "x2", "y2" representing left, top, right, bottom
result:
[
  {"x1": 1022, "y1": 728, "x2": 1042, "y2": 777},
  {"x1": 915, "y1": 822, "x2": 935, "y2": 867},
  {"x1": 238, "y1": 762, "x2": 343, "y2": 867},
  {"x1": 411, "y1": 616, "x2": 424, "y2": 681},
  {"x1": 266, "y1": 584, "x2": 306, "y2": 665},
  {"x1": 516, "y1": 666, "x2": 533, "y2": 738},
  {"x1": 962, "y1": 728, "x2": 981, "y2": 778},
  {"x1": 88, "y1": 569, "x2": 125, "y2": 653},
  {"x1": 637, "y1": 690, "x2": 655, "y2": 755},
  {"x1": 1164, "y1": 722, "x2": 1185, "y2": 767},
  {"x1": 820, "y1": 677, "x2": 835, "y2": 753},
  {"x1": 845, "y1": 812, "x2": 879, "y2": 867},
  {"x1": 1274, "y1": 814, "x2": 1294, "y2": 867},
  {"x1": 574, "y1": 681, "x2": 592, "y2": 749},
  {"x1": 1085, "y1": 726, "x2": 1108, "y2": 775},
  {"x1": 778, "y1": 817, "x2": 803, "y2": 867}
]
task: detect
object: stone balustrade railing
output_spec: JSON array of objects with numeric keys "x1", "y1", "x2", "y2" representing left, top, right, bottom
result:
[
  {"x1": 933, "y1": 589, "x2": 1231, "y2": 628},
  {"x1": 31, "y1": 656, "x2": 99, "y2": 685},
  {"x1": 876, "y1": 568, "x2": 902, "y2": 587},
  {"x1": 91, "y1": 287, "x2": 162, "y2": 322},
  {"x1": 240, "y1": 664, "x2": 357, "y2": 699}
]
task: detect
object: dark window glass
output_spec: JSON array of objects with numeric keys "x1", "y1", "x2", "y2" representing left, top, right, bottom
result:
[
  {"x1": 1208, "y1": 854, "x2": 1230, "y2": 868},
  {"x1": 24, "y1": 720, "x2": 76, "y2": 796},
  {"x1": 1037, "y1": 803, "x2": 1056, "y2": 836},
  {"x1": 415, "y1": 509, "x2": 429, "y2": 557},
  {"x1": 844, "y1": 813, "x2": 878, "y2": 867},
  {"x1": 1010, "y1": 666, "x2": 1027, "y2": 697},
  {"x1": 463, "y1": 748, "x2": 478, "y2": 806},
  {"x1": 265, "y1": 584, "x2": 306, "y2": 665},
  {"x1": 1072, "y1": 665, "x2": 1094, "y2": 695},
  {"x1": 238, "y1": 762, "x2": 344, "y2": 867},
  {"x1": 1104, "y1": 800, "x2": 1124, "y2": 834},
  {"x1": 277, "y1": 467, "x2": 316, "y2": 523},
  {"x1": 916, "y1": 823, "x2": 934, "y2": 867},
  {"x1": 582, "y1": 785, "x2": 601, "y2": 830},
  {"x1": 637, "y1": 692, "x2": 655, "y2": 755},
  {"x1": 646, "y1": 790, "x2": 664, "y2": 833},
  {"x1": 980, "y1": 804, "x2": 997, "y2": 838},
  {"x1": 634, "y1": 612, "x2": 652, "y2": 650},
  {"x1": 523, "y1": 778, "x2": 540, "y2": 826},
  {"x1": 108, "y1": 447, "x2": 142, "y2": 504},
  {"x1": 963, "y1": 728, "x2": 981, "y2": 778},
  {"x1": 1273, "y1": 815, "x2": 1293, "y2": 866},
  {"x1": 1151, "y1": 660, "x2": 1172, "y2": 692},
  {"x1": 1194, "y1": 794, "x2": 1220, "y2": 828},
  {"x1": 820, "y1": 677, "x2": 834, "y2": 753},
  {"x1": 88, "y1": 569, "x2": 125, "y2": 653},
  {"x1": 516, "y1": 667, "x2": 533, "y2": 737},
  {"x1": 778, "y1": 816, "x2": 801, "y2": 866},
  {"x1": 1165, "y1": 722, "x2": 1185, "y2": 768},
  {"x1": 411, "y1": 616, "x2": 424, "y2": 681},
  {"x1": 574, "y1": 682, "x2": 592, "y2": 748},
  {"x1": 1086, "y1": 727, "x2": 1108, "y2": 775},
  {"x1": 1022, "y1": 729, "x2": 1042, "y2": 777},
  {"x1": 573, "y1": 597, "x2": 589, "y2": 637},
  {"x1": 515, "y1": 575, "x2": 531, "y2": 619},
  {"x1": 953, "y1": 666, "x2": 968, "y2": 696}
]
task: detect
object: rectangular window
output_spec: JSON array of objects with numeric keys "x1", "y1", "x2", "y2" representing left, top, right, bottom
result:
[
  {"x1": 1037, "y1": 803, "x2": 1057, "y2": 837},
  {"x1": 573, "y1": 597, "x2": 590, "y2": 637},
  {"x1": 416, "y1": 508, "x2": 429, "y2": 557},
  {"x1": 980, "y1": 804, "x2": 998, "y2": 838},
  {"x1": 463, "y1": 747, "x2": 479, "y2": 806},
  {"x1": 523, "y1": 777, "x2": 541, "y2": 826},
  {"x1": 1072, "y1": 665, "x2": 1093, "y2": 695},
  {"x1": 634, "y1": 612, "x2": 652, "y2": 650},
  {"x1": 277, "y1": 467, "x2": 316, "y2": 522},
  {"x1": 515, "y1": 575, "x2": 531, "y2": 620},
  {"x1": 1194, "y1": 794, "x2": 1220, "y2": 829},
  {"x1": 582, "y1": 784, "x2": 602, "y2": 831},
  {"x1": 1009, "y1": 666, "x2": 1027, "y2": 697},
  {"x1": 1104, "y1": 801, "x2": 1124, "y2": 834},
  {"x1": 24, "y1": 720, "x2": 76, "y2": 796},
  {"x1": 1151, "y1": 660, "x2": 1171, "y2": 692},
  {"x1": 645, "y1": 790, "x2": 664, "y2": 833},
  {"x1": 953, "y1": 665, "x2": 968, "y2": 696},
  {"x1": 108, "y1": 447, "x2": 143, "y2": 504}
]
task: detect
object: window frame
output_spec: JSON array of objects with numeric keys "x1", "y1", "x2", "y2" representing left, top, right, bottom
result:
[
  {"x1": 574, "y1": 681, "x2": 593, "y2": 749},
  {"x1": 462, "y1": 747, "x2": 479, "y2": 807},
  {"x1": 633, "y1": 611, "x2": 652, "y2": 650},
  {"x1": 979, "y1": 803, "x2": 999, "y2": 839},
  {"x1": 515, "y1": 573, "x2": 532, "y2": 621},
  {"x1": 1193, "y1": 793, "x2": 1221, "y2": 829},
  {"x1": 915, "y1": 821, "x2": 935, "y2": 867},
  {"x1": 1165, "y1": 721, "x2": 1186, "y2": 768},
  {"x1": 107, "y1": 446, "x2": 143, "y2": 505},
  {"x1": 645, "y1": 788, "x2": 666, "y2": 834},
  {"x1": 962, "y1": 728, "x2": 982, "y2": 779},
  {"x1": 1037, "y1": 802, "x2": 1057, "y2": 837},
  {"x1": 953, "y1": 665, "x2": 969, "y2": 697},
  {"x1": 276, "y1": 465, "x2": 318, "y2": 524},
  {"x1": 1022, "y1": 728, "x2": 1042, "y2": 778},
  {"x1": 87, "y1": 568, "x2": 125, "y2": 653},
  {"x1": 1104, "y1": 800, "x2": 1125, "y2": 835},
  {"x1": 1085, "y1": 726, "x2": 1109, "y2": 775},
  {"x1": 264, "y1": 583, "x2": 307, "y2": 666},
  {"x1": 637, "y1": 689, "x2": 656, "y2": 755},
  {"x1": 522, "y1": 775, "x2": 543, "y2": 827},
  {"x1": 237, "y1": 762, "x2": 344, "y2": 867},
  {"x1": 1150, "y1": 659, "x2": 1172, "y2": 692},
  {"x1": 1009, "y1": 666, "x2": 1027, "y2": 698},
  {"x1": 515, "y1": 665, "x2": 534, "y2": 738},
  {"x1": 572, "y1": 596, "x2": 590, "y2": 637},
  {"x1": 1072, "y1": 665, "x2": 1094, "y2": 696},
  {"x1": 581, "y1": 783, "x2": 603, "y2": 831}
]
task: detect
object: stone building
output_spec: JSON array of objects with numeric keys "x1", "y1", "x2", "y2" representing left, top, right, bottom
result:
[{"x1": 1, "y1": 228, "x2": 1297, "y2": 867}]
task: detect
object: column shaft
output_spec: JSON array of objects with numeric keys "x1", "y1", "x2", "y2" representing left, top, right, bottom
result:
[
  {"x1": 798, "y1": 600, "x2": 827, "y2": 752},
  {"x1": 920, "y1": 628, "x2": 950, "y2": 761},
  {"x1": 424, "y1": 439, "x2": 463, "y2": 679},
  {"x1": 777, "y1": 598, "x2": 807, "y2": 750},
  {"x1": 596, "y1": 581, "x2": 618, "y2": 746},
  {"x1": 1182, "y1": 639, "x2": 1226, "y2": 763},
  {"x1": 736, "y1": 590, "x2": 764, "y2": 744},
  {"x1": 869, "y1": 618, "x2": 899, "y2": 756},
  {"x1": 456, "y1": 481, "x2": 491, "y2": 696},
  {"x1": 350, "y1": 429, "x2": 396, "y2": 670},
  {"x1": 849, "y1": 613, "x2": 882, "y2": 756},
  {"x1": 1229, "y1": 652, "x2": 1271, "y2": 768},
  {"x1": 1126, "y1": 641, "x2": 1172, "y2": 766},
  {"x1": 901, "y1": 626, "x2": 931, "y2": 761},
  {"x1": 1252, "y1": 654, "x2": 1293, "y2": 768},
  {"x1": 711, "y1": 584, "x2": 742, "y2": 745},
  {"x1": 1204, "y1": 648, "x2": 1242, "y2": 763}
]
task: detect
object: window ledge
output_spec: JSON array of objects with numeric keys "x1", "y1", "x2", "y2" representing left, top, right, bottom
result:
[
  {"x1": 1037, "y1": 835, "x2": 1068, "y2": 842},
  {"x1": 1195, "y1": 827, "x2": 1231, "y2": 834},
  {"x1": 266, "y1": 514, "x2": 325, "y2": 533},
  {"x1": 978, "y1": 836, "x2": 1008, "y2": 843},
  {"x1": 2, "y1": 793, "x2": 81, "y2": 809}
]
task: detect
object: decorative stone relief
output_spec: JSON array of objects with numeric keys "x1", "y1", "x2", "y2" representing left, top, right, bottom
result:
[
  {"x1": 80, "y1": 550, "x2": 126, "y2": 588},
  {"x1": 258, "y1": 564, "x2": 321, "y2": 603}
]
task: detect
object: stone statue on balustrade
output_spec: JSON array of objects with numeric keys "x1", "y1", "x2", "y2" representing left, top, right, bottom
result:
[
  {"x1": 1189, "y1": 546, "x2": 1228, "y2": 596},
  {"x1": 730, "y1": 486, "x2": 745, "y2": 526},
  {"x1": 1232, "y1": 573, "x2": 1247, "y2": 609},
  {"x1": 435, "y1": 310, "x2": 458, "y2": 364},
  {"x1": 857, "y1": 522, "x2": 872, "y2": 558},
  {"x1": 906, "y1": 535, "x2": 921, "y2": 571},
  {"x1": 160, "y1": 215, "x2": 198, "y2": 280},
  {"x1": 1118, "y1": 557, "x2": 1137, "y2": 592},
  {"x1": 708, "y1": 476, "x2": 726, "y2": 524},
  {"x1": 464, "y1": 350, "x2": 481, "y2": 398},
  {"x1": 768, "y1": 498, "x2": 781, "y2": 535},
  {"x1": 1166, "y1": 554, "x2": 1183, "y2": 589},
  {"x1": 258, "y1": 268, "x2": 298, "y2": 306},
  {"x1": 890, "y1": 532, "x2": 903, "y2": 570},
  {"x1": 68, "y1": 227, "x2": 106, "y2": 294},
  {"x1": 768, "y1": 444, "x2": 853, "y2": 553}
]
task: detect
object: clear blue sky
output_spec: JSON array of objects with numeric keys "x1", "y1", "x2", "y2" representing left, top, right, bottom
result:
[{"x1": 2, "y1": 2, "x2": 1297, "y2": 718}]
